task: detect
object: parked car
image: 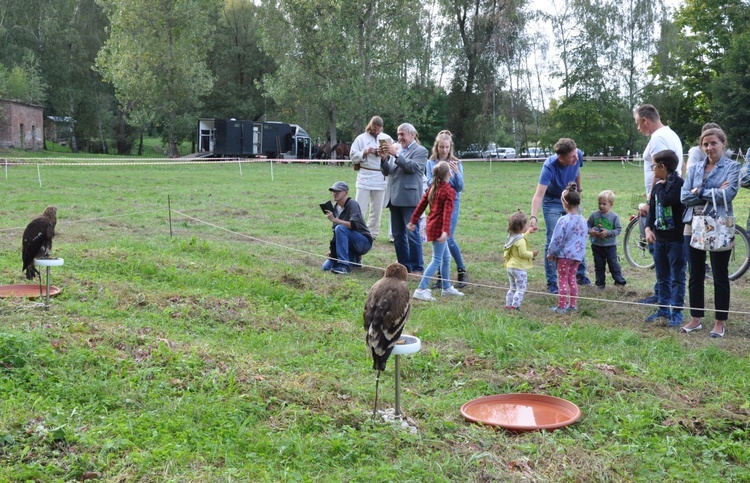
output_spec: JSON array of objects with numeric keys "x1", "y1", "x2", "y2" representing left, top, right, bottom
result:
[
  {"x1": 459, "y1": 143, "x2": 483, "y2": 159},
  {"x1": 485, "y1": 147, "x2": 516, "y2": 159},
  {"x1": 522, "y1": 147, "x2": 549, "y2": 159}
]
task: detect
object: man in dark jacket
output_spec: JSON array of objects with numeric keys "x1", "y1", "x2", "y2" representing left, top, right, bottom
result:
[{"x1": 322, "y1": 181, "x2": 373, "y2": 274}]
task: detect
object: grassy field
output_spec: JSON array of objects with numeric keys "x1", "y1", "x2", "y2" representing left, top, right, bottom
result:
[{"x1": 1, "y1": 152, "x2": 750, "y2": 481}]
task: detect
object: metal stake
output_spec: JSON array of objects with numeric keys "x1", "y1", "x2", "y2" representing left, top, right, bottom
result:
[
  {"x1": 44, "y1": 266, "x2": 51, "y2": 310},
  {"x1": 395, "y1": 355, "x2": 402, "y2": 416}
]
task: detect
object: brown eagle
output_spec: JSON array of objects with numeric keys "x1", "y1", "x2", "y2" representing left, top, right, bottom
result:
[
  {"x1": 364, "y1": 262, "x2": 410, "y2": 416},
  {"x1": 22, "y1": 205, "x2": 57, "y2": 281}
]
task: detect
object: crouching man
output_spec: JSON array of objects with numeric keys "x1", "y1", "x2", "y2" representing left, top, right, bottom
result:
[{"x1": 322, "y1": 181, "x2": 373, "y2": 274}]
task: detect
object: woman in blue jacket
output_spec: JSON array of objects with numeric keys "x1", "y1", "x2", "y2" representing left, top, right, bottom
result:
[{"x1": 680, "y1": 128, "x2": 739, "y2": 338}]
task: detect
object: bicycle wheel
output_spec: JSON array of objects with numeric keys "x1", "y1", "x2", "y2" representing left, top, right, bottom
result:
[
  {"x1": 728, "y1": 225, "x2": 750, "y2": 281},
  {"x1": 623, "y1": 216, "x2": 654, "y2": 269},
  {"x1": 704, "y1": 225, "x2": 750, "y2": 281}
]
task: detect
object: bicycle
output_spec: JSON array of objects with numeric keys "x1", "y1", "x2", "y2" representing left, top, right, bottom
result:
[{"x1": 622, "y1": 194, "x2": 750, "y2": 281}]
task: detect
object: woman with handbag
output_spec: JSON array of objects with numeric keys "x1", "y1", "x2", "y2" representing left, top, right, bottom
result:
[{"x1": 680, "y1": 127, "x2": 740, "y2": 338}]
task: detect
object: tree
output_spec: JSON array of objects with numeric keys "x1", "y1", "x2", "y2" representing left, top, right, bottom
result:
[
  {"x1": 712, "y1": 29, "x2": 750, "y2": 149},
  {"x1": 441, "y1": 0, "x2": 524, "y2": 148},
  {"x1": 259, "y1": 0, "x2": 430, "y2": 145},
  {"x1": 202, "y1": 0, "x2": 276, "y2": 121},
  {"x1": 667, "y1": 0, "x2": 750, "y2": 140},
  {"x1": 95, "y1": 0, "x2": 221, "y2": 157}
]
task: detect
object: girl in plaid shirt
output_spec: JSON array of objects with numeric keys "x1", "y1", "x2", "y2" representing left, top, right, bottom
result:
[{"x1": 409, "y1": 161, "x2": 463, "y2": 301}]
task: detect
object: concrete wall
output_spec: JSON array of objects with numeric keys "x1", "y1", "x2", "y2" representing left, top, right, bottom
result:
[{"x1": 0, "y1": 99, "x2": 44, "y2": 150}]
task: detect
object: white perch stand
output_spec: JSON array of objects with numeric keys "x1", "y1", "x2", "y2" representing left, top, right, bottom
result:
[
  {"x1": 33, "y1": 258, "x2": 64, "y2": 309},
  {"x1": 391, "y1": 335, "x2": 421, "y2": 416}
]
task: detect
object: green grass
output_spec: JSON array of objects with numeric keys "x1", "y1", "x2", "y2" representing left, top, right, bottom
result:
[{"x1": 1, "y1": 153, "x2": 749, "y2": 481}]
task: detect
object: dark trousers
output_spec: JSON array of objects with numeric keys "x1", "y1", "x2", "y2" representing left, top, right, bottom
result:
[
  {"x1": 591, "y1": 244, "x2": 626, "y2": 287},
  {"x1": 688, "y1": 246, "x2": 731, "y2": 321},
  {"x1": 390, "y1": 205, "x2": 424, "y2": 273}
]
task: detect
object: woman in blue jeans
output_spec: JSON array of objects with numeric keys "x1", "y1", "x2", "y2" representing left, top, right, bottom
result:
[
  {"x1": 680, "y1": 127, "x2": 739, "y2": 338},
  {"x1": 427, "y1": 130, "x2": 467, "y2": 288}
]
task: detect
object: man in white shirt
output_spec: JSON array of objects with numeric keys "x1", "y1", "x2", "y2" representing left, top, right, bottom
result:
[{"x1": 634, "y1": 104, "x2": 684, "y2": 304}]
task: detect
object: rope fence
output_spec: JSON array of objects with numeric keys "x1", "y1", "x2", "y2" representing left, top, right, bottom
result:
[{"x1": 3, "y1": 202, "x2": 741, "y2": 318}]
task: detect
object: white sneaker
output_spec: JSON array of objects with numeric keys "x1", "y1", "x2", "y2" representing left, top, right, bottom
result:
[
  {"x1": 441, "y1": 286, "x2": 464, "y2": 296},
  {"x1": 413, "y1": 288, "x2": 436, "y2": 302}
]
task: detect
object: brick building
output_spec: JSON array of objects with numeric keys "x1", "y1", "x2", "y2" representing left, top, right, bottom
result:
[{"x1": 0, "y1": 99, "x2": 44, "y2": 150}]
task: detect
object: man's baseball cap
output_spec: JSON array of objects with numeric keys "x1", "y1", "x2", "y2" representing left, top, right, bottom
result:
[{"x1": 329, "y1": 181, "x2": 349, "y2": 192}]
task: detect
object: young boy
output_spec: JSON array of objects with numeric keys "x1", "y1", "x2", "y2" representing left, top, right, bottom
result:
[
  {"x1": 644, "y1": 150, "x2": 686, "y2": 326},
  {"x1": 587, "y1": 190, "x2": 627, "y2": 289}
]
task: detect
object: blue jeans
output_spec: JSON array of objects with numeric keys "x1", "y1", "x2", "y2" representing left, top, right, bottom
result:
[
  {"x1": 542, "y1": 196, "x2": 588, "y2": 287},
  {"x1": 447, "y1": 198, "x2": 465, "y2": 271},
  {"x1": 418, "y1": 240, "x2": 451, "y2": 290},
  {"x1": 653, "y1": 239, "x2": 686, "y2": 313},
  {"x1": 390, "y1": 205, "x2": 424, "y2": 272},
  {"x1": 321, "y1": 225, "x2": 372, "y2": 271},
  {"x1": 639, "y1": 214, "x2": 659, "y2": 297}
]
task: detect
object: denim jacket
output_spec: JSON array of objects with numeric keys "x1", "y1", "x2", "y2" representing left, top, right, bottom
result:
[{"x1": 680, "y1": 155, "x2": 740, "y2": 222}]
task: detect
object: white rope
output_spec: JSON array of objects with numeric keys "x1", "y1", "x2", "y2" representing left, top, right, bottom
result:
[{"x1": 169, "y1": 208, "x2": 750, "y2": 318}]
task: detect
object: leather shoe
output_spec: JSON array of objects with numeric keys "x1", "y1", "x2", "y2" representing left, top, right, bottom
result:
[{"x1": 679, "y1": 323, "x2": 702, "y2": 333}]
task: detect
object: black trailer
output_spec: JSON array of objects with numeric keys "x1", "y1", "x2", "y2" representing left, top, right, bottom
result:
[{"x1": 197, "y1": 118, "x2": 311, "y2": 158}]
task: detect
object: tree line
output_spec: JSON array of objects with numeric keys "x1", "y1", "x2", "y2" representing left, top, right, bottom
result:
[{"x1": 1, "y1": 0, "x2": 748, "y2": 157}]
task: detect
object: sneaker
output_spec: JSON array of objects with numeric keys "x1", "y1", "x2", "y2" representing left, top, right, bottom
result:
[
  {"x1": 331, "y1": 265, "x2": 350, "y2": 274},
  {"x1": 668, "y1": 312, "x2": 684, "y2": 327},
  {"x1": 352, "y1": 256, "x2": 362, "y2": 268},
  {"x1": 441, "y1": 286, "x2": 464, "y2": 296},
  {"x1": 645, "y1": 309, "x2": 670, "y2": 323},
  {"x1": 413, "y1": 288, "x2": 436, "y2": 302},
  {"x1": 577, "y1": 276, "x2": 592, "y2": 286},
  {"x1": 547, "y1": 285, "x2": 559, "y2": 295},
  {"x1": 549, "y1": 306, "x2": 567, "y2": 314},
  {"x1": 566, "y1": 306, "x2": 578, "y2": 313},
  {"x1": 638, "y1": 294, "x2": 659, "y2": 304}
]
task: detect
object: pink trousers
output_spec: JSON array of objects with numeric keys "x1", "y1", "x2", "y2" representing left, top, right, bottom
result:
[{"x1": 557, "y1": 258, "x2": 581, "y2": 309}]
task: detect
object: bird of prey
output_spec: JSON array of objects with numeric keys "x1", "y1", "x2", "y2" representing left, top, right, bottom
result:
[
  {"x1": 364, "y1": 262, "x2": 410, "y2": 416},
  {"x1": 22, "y1": 205, "x2": 57, "y2": 282}
]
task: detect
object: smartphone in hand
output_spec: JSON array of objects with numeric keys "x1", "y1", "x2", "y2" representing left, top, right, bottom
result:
[{"x1": 319, "y1": 201, "x2": 334, "y2": 214}]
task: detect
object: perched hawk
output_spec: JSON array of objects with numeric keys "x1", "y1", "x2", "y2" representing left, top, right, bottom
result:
[
  {"x1": 22, "y1": 205, "x2": 57, "y2": 281},
  {"x1": 364, "y1": 262, "x2": 410, "y2": 416}
]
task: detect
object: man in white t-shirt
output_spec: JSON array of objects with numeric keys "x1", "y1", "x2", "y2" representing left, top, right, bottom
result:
[{"x1": 633, "y1": 104, "x2": 684, "y2": 304}]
